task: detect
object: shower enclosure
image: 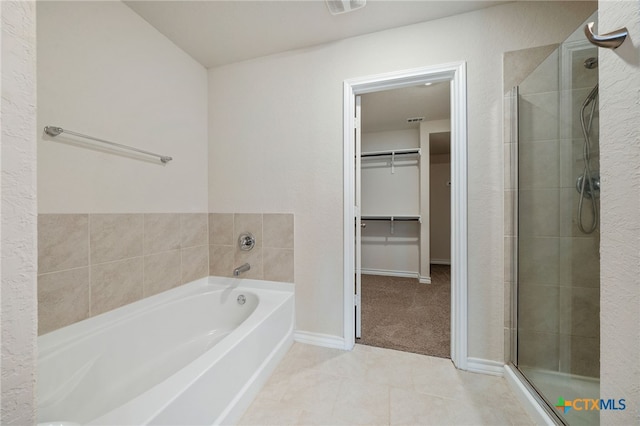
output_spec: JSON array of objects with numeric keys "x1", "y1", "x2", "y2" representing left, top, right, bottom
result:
[{"x1": 508, "y1": 18, "x2": 600, "y2": 426}]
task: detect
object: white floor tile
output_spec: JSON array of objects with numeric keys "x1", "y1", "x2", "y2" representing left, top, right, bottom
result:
[
  {"x1": 238, "y1": 343, "x2": 533, "y2": 426},
  {"x1": 237, "y1": 397, "x2": 302, "y2": 425},
  {"x1": 279, "y1": 369, "x2": 343, "y2": 416},
  {"x1": 332, "y1": 378, "x2": 390, "y2": 425}
]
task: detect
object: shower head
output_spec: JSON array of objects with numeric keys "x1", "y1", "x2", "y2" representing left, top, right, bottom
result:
[{"x1": 584, "y1": 57, "x2": 598, "y2": 69}]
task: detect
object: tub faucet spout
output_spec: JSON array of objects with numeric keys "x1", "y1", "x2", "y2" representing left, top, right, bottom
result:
[{"x1": 233, "y1": 263, "x2": 251, "y2": 276}]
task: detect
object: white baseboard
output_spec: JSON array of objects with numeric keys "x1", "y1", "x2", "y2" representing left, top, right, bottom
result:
[
  {"x1": 504, "y1": 365, "x2": 556, "y2": 426},
  {"x1": 361, "y1": 268, "x2": 419, "y2": 279},
  {"x1": 294, "y1": 330, "x2": 347, "y2": 350},
  {"x1": 361, "y1": 269, "x2": 432, "y2": 283},
  {"x1": 465, "y1": 357, "x2": 505, "y2": 376},
  {"x1": 430, "y1": 259, "x2": 451, "y2": 265}
]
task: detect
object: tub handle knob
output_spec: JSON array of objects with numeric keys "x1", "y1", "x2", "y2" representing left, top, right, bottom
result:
[{"x1": 238, "y1": 233, "x2": 256, "y2": 251}]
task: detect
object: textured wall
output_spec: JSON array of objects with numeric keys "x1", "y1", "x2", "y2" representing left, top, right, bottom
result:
[
  {"x1": 599, "y1": 0, "x2": 640, "y2": 423},
  {"x1": 208, "y1": 1, "x2": 596, "y2": 360},
  {"x1": 1, "y1": 1, "x2": 37, "y2": 423}
]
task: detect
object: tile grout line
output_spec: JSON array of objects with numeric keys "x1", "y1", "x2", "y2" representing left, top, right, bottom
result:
[
  {"x1": 142, "y1": 213, "x2": 147, "y2": 297},
  {"x1": 37, "y1": 265, "x2": 90, "y2": 278},
  {"x1": 206, "y1": 213, "x2": 210, "y2": 277},
  {"x1": 88, "y1": 214, "x2": 92, "y2": 318},
  {"x1": 260, "y1": 213, "x2": 264, "y2": 278},
  {"x1": 177, "y1": 215, "x2": 182, "y2": 286},
  {"x1": 387, "y1": 378, "x2": 392, "y2": 426}
]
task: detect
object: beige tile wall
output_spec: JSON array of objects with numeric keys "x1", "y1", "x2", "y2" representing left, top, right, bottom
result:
[
  {"x1": 504, "y1": 89, "x2": 517, "y2": 363},
  {"x1": 38, "y1": 212, "x2": 295, "y2": 335},
  {"x1": 209, "y1": 213, "x2": 294, "y2": 283},
  {"x1": 38, "y1": 213, "x2": 209, "y2": 335}
]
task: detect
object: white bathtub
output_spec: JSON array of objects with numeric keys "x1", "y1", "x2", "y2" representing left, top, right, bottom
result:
[{"x1": 38, "y1": 276, "x2": 295, "y2": 425}]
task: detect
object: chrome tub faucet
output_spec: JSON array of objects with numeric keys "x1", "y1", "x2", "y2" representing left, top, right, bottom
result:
[{"x1": 233, "y1": 263, "x2": 250, "y2": 276}]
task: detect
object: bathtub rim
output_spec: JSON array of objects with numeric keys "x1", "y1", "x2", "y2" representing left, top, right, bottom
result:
[
  {"x1": 38, "y1": 276, "x2": 294, "y2": 354},
  {"x1": 38, "y1": 276, "x2": 295, "y2": 425}
]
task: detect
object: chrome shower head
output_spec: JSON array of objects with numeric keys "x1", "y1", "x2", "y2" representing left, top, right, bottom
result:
[{"x1": 584, "y1": 57, "x2": 598, "y2": 69}]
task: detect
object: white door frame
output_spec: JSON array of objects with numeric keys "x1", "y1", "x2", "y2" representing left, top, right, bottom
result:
[{"x1": 342, "y1": 62, "x2": 468, "y2": 370}]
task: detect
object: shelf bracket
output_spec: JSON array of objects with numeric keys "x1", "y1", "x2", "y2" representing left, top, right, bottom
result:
[{"x1": 391, "y1": 151, "x2": 395, "y2": 174}]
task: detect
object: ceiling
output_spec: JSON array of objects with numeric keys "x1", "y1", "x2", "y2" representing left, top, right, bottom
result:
[
  {"x1": 361, "y1": 81, "x2": 450, "y2": 133},
  {"x1": 125, "y1": 1, "x2": 487, "y2": 138},
  {"x1": 125, "y1": 0, "x2": 506, "y2": 68}
]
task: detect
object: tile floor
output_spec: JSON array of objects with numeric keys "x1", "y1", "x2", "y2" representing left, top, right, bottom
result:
[{"x1": 238, "y1": 343, "x2": 534, "y2": 425}]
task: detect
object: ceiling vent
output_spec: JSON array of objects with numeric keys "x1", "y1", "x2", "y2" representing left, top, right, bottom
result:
[
  {"x1": 325, "y1": 0, "x2": 366, "y2": 15},
  {"x1": 406, "y1": 117, "x2": 425, "y2": 123}
]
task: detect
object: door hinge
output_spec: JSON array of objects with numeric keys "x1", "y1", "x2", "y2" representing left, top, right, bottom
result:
[{"x1": 354, "y1": 293, "x2": 361, "y2": 306}]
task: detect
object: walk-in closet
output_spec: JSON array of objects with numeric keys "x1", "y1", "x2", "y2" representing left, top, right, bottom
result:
[{"x1": 357, "y1": 83, "x2": 452, "y2": 358}]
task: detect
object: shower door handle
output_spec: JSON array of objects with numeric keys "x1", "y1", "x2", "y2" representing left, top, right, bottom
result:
[{"x1": 584, "y1": 22, "x2": 628, "y2": 49}]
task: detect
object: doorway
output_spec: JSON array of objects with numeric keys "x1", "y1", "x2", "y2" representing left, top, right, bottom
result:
[
  {"x1": 342, "y1": 63, "x2": 468, "y2": 369},
  {"x1": 356, "y1": 85, "x2": 452, "y2": 358}
]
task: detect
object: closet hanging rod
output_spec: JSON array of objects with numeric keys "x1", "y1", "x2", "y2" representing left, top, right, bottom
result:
[
  {"x1": 361, "y1": 215, "x2": 422, "y2": 234},
  {"x1": 361, "y1": 215, "x2": 422, "y2": 222},
  {"x1": 361, "y1": 148, "x2": 421, "y2": 158},
  {"x1": 44, "y1": 126, "x2": 173, "y2": 163}
]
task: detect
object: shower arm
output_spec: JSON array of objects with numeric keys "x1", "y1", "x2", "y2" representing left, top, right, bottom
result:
[{"x1": 584, "y1": 22, "x2": 628, "y2": 49}]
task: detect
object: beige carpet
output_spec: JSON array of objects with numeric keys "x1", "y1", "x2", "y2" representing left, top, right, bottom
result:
[{"x1": 358, "y1": 265, "x2": 451, "y2": 358}]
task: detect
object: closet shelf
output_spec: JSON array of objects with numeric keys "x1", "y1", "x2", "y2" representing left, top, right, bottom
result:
[
  {"x1": 361, "y1": 148, "x2": 421, "y2": 158},
  {"x1": 361, "y1": 148, "x2": 420, "y2": 173},
  {"x1": 361, "y1": 215, "x2": 421, "y2": 223},
  {"x1": 361, "y1": 215, "x2": 421, "y2": 235}
]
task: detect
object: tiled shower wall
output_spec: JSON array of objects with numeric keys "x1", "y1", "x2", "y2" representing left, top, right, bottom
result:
[
  {"x1": 504, "y1": 88, "x2": 517, "y2": 364},
  {"x1": 38, "y1": 212, "x2": 294, "y2": 335}
]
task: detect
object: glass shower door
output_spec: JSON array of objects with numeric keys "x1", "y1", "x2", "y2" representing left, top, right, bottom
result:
[{"x1": 515, "y1": 21, "x2": 600, "y2": 426}]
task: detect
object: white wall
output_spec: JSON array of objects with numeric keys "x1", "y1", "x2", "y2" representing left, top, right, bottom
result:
[
  {"x1": 1, "y1": 1, "x2": 37, "y2": 422},
  {"x1": 599, "y1": 0, "x2": 640, "y2": 422},
  {"x1": 360, "y1": 221, "x2": 420, "y2": 276},
  {"x1": 37, "y1": 1, "x2": 208, "y2": 214},
  {"x1": 361, "y1": 129, "x2": 420, "y2": 276},
  {"x1": 362, "y1": 129, "x2": 418, "y2": 151},
  {"x1": 361, "y1": 129, "x2": 420, "y2": 216},
  {"x1": 208, "y1": 1, "x2": 596, "y2": 360}
]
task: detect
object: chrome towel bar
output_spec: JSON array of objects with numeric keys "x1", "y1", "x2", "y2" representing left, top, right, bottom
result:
[{"x1": 44, "y1": 126, "x2": 173, "y2": 163}]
